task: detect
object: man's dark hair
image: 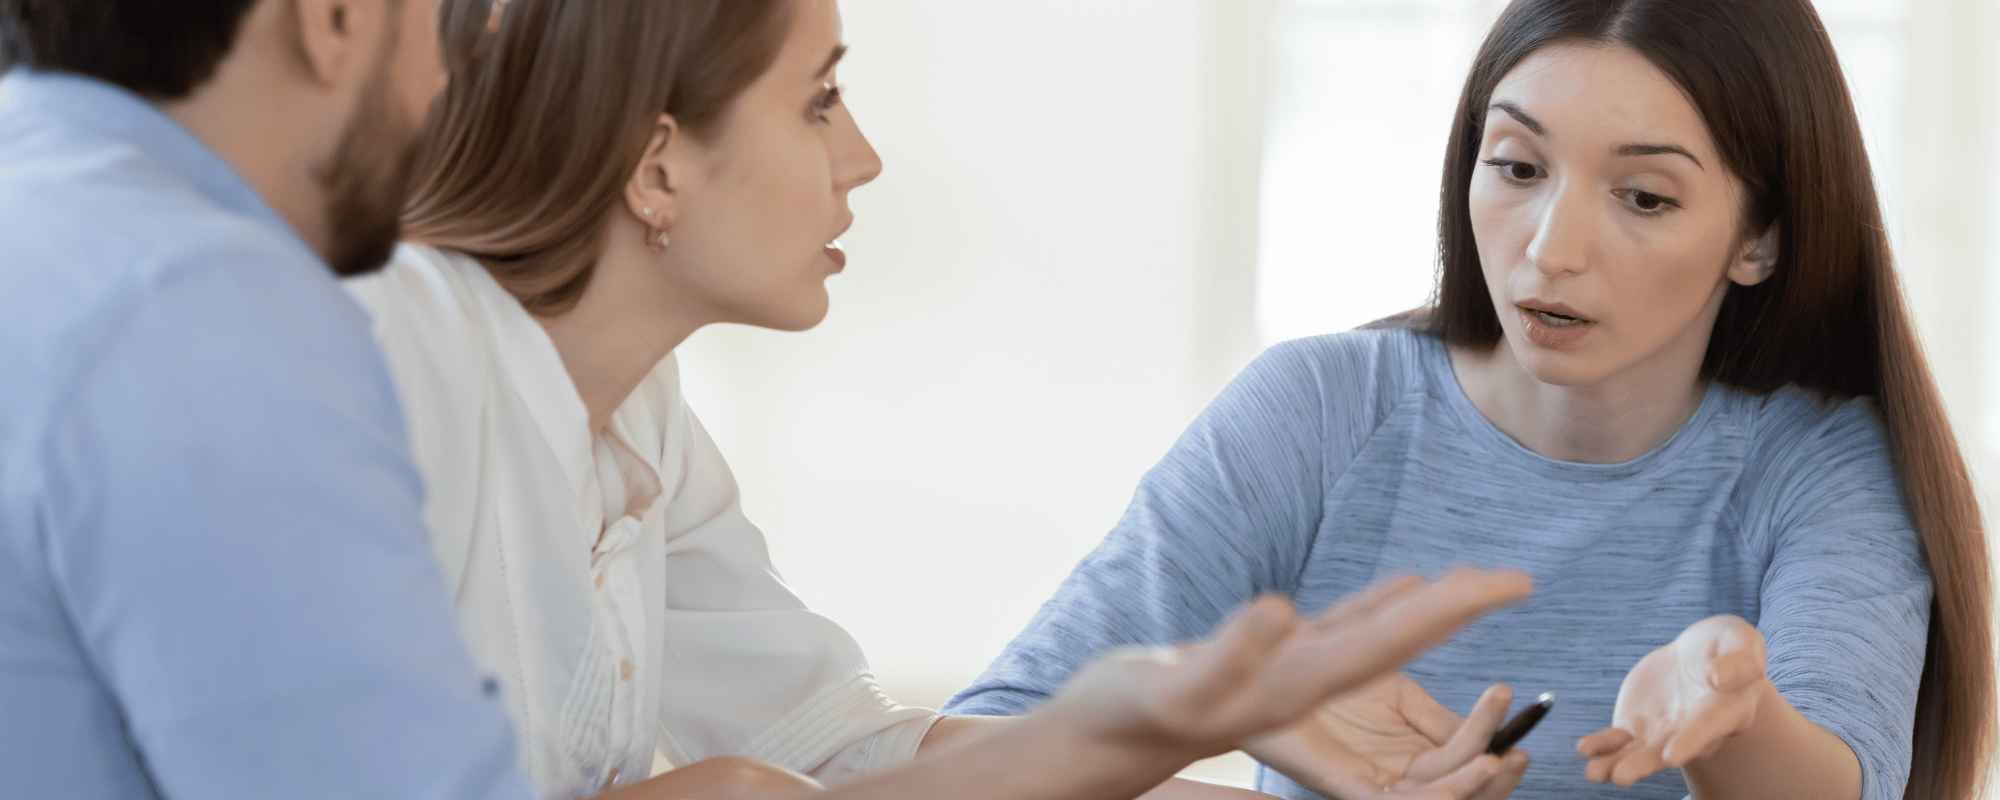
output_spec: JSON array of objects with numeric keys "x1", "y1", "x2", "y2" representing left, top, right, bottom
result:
[{"x1": 0, "y1": 0, "x2": 260, "y2": 99}]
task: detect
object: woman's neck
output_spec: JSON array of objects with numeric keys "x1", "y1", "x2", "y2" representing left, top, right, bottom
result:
[
  {"x1": 1447, "y1": 339, "x2": 1709, "y2": 464},
  {"x1": 532, "y1": 215, "x2": 710, "y2": 437}
]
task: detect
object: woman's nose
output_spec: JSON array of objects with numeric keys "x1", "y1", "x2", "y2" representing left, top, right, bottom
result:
[
  {"x1": 1525, "y1": 182, "x2": 1592, "y2": 276},
  {"x1": 836, "y1": 119, "x2": 883, "y2": 192}
]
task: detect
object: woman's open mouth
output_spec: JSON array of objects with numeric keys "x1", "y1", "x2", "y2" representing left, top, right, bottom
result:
[
  {"x1": 1528, "y1": 307, "x2": 1588, "y2": 328},
  {"x1": 1517, "y1": 303, "x2": 1595, "y2": 350}
]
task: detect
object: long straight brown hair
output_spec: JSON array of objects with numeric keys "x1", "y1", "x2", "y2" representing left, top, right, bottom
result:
[
  {"x1": 1429, "y1": 1, "x2": 1992, "y2": 796},
  {"x1": 403, "y1": 0, "x2": 792, "y2": 314}
]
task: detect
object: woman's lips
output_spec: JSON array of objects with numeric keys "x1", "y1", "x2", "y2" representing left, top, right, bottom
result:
[
  {"x1": 824, "y1": 240, "x2": 846, "y2": 272},
  {"x1": 1517, "y1": 305, "x2": 1594, "y2": 350}
]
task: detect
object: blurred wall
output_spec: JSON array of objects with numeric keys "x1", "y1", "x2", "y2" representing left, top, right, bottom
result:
[{"x1": 674, "y1": 0, "x2": 1269, "y2": 706}]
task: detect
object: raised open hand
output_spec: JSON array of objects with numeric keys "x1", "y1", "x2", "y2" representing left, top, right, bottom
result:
[
  {"x1": 1045, "y1": 568, "x2": 1534, "y2": 763},
  {"x1": 1577, "y1": 615, "x2": 1769, "y2": 786},
  {"x1": 1245, "y1": 674, "x2": 1528, "y2": 800}
]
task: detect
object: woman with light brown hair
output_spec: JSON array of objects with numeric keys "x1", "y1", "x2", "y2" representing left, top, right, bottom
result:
[
  {"x1": 341, "y1": 1, "x2": 1533, "y2": 799},
  {"x1": 948, "y1": 1, "x2": 1994, "y2": 799}
]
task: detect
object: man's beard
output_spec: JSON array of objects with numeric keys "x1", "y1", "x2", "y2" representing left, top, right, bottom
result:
[{"x1": 318, "y1": 72, "x2": 426, "y2": 277}]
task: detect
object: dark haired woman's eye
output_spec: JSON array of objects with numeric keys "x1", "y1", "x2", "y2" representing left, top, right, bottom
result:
[
  {"x1": 812, "y1": 83, "x2": 845, "y2": 122},
  {"x1": 1481, "y1": 158, "x2": 1542, "y2": 183},
  {"x1": 1619, "y1": 188, "x2": 1682, "y2": 215}
]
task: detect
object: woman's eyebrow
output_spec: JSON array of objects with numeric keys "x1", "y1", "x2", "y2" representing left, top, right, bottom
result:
[
  {"x1": 1616, "y1": 143, "x2": 1705, "y2": 170},
  {"x1": 1488, "y1": 101, "x2": 1545, "y2": 137},
  {"x1": 816, "y1": 45, "x2": 849, "y2": 79}
]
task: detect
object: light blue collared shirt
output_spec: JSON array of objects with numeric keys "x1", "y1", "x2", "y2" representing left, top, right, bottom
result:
[{"x1": 0, "y1": 69, "x2": 536, "y2": 800}]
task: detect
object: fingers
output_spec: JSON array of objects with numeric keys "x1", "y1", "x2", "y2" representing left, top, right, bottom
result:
[
  {"x1": 1660, "y1": 700, "x2": 1751, "y2": 767},
  {"x1": 1584, "y1": 734, "x2": 1666, "y2": 787},
  {"x1": 1578, "y1": 727, "x2": 1638, "y2": 784},
  {"x1": 1470, "y1": 749, "x2": 1529, "y2": 800},
  {"x1": 1575, "y1": 727, "x2": 1632, "y2": 759},
  {"x1": 1168, "y1": 595, "x2": 1298, "y2": 721},
  {"x1": 1405, "y1": 680, "x2": 1486, "y2": 747},
  {"x1": 1309, "y1": 573, "x2": 1425, "y2": 629},
  {"x1": 1298, "y1": 570, "x2": 1534, "y2": 691},
  {"x1": 1407, "y1": 753, "x2": 1502, "y2": 800},
  {"x1": 1200, "y1": 569, "x2": 1530, "y2": 744},
  {"x1": 1706, "y1": 645, "x2": 1763, "y2": 692},
  {"x1": 1442, "y1": 684, "x2": 1513, "y2": 757}
]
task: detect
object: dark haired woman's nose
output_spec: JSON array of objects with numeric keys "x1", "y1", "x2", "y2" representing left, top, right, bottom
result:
[{"x1": 1526, "y1": 192, "x2": 1590, "y2": 276}]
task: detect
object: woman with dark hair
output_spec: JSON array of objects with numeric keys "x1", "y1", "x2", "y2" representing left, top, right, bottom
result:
[
  {"x1": 948, "y1": 1, "x2": 1993, "y2": 799},
  {"x1": 341, "y1": 1, "x2": 1532, "y2": 799}
]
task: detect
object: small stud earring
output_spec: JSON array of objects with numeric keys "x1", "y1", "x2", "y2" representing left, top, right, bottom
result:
[{"x1": 658, "y1": 232, "x2": 671, "y2": 248}]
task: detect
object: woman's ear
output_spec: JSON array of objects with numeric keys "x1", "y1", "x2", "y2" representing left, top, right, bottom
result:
[
  {"x1": 624, "y1": 114, "x2": 685, "y2": 244},
  {"x1": 1728, "y1": 225, "x2": 1779, "y2": 286}
]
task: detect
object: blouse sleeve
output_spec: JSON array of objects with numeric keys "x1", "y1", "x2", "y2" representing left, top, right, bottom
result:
[
  {"x1": 649, "y1": 396, "x2": 939, "y2": 784},
  {"x1": 1749, "y1": 398, "x2": 1930, "y2": 800},
  {"x1": 944, "y1": 337, "x2": 1360, "y2": 717}
]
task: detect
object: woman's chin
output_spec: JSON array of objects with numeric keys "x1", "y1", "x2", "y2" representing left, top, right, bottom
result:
[
  {"x1": 1504, "y1": 334, "x2": 1603, "y2": 388},
  {"x1": 747, "y1": 292, "x2": 832, "y2": 333}
]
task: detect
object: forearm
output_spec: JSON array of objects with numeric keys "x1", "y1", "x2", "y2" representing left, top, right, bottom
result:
[
  {"x1": 1683, "y1": 680, "x2": 1860, "y2": 800},
  {"x1": 825, "y1": 711, "x2": 1198, "y2": 800},
  {"x1": 917, "y1": 715, "x2": 1269, "y2": 799}
]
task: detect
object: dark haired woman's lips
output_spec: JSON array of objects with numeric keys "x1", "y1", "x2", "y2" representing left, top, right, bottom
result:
[
  {"x1": 1517, "y1": 305, "x2": 1594, "y2": 350},
  {"x1": 824, "y1": 240, "x2": 846, "y2": 272}
]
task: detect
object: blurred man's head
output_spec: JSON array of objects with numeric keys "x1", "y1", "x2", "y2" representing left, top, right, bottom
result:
[{"x1": 0, "y1": 0, "x2": 446, "y2": 275}]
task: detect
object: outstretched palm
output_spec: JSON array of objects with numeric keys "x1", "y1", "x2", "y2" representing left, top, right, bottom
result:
[
  {"x1": 1579, "y1": 615, "x2": 1768, "y2": 786},
  {"x1": 1051, "y1": 569, "x2": 1534, "y2": 761}
]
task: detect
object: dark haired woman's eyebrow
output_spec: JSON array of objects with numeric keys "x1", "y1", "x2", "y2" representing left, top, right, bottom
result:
[
  {"x1": 1616, "y1": 143, "x2": 1704, "y2": 170},
  {"x1": 816, "y1": 45, "x2": 849, "y2": 79},
  {"x1": 1488, "y1": 102, "x2": 1545, "y2": 137}
]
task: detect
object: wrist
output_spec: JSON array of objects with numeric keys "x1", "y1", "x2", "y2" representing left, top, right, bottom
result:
[{"x1": 1031, "y1": 705, "x2": 1216, "y2": 786}]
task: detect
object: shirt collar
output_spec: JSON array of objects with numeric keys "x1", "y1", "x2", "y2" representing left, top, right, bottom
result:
[
  {"x1": 0, "y1": 68, "x2": 310, "y2": 256},
  {"x1": 442, "y1": 249, "x2": 603, "y2": 530}
]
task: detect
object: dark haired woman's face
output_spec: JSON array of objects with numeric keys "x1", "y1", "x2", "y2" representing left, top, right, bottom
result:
[
  {"x1": 1468, "y1": 43, "x2": 1773, "y2": 390},
  {"x1": 660, "y1": 0, "x2": 879, "y2": 331}
]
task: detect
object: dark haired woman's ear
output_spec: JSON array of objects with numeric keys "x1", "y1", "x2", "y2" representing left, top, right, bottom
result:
[
  {"x1": 625, "y1": 114, "x2": 684, "y2": 253},
  {"x1": 1728, "y1": 226, "x2": 1779, "y2": 286}
]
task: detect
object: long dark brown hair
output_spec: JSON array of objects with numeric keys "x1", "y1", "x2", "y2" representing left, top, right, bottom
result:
[
  {"x1": 403, "y1": 0, "x2": 792, "y2": 314},
  {"x1": 1429, "y1": 1, "x2": 1991, "y2": 796}
]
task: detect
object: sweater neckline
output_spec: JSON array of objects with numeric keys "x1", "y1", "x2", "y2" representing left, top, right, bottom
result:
[{"x1": 1415, "y1": 333, "x2": 1725, "y2": 483}]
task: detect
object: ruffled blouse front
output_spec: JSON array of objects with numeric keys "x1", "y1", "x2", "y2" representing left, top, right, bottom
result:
[{"x1": 346, "y1": 244, "x2": 938, "y2": 799}]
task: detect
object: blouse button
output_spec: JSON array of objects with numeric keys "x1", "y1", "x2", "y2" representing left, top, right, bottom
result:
[{"x1": 620, "y1": 659, "x2": 632, "y2": 681}]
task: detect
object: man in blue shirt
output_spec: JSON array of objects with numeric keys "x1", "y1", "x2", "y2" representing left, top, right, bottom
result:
[{"x1": 0, "y1": 1, "x2": 537, "y2": 797}]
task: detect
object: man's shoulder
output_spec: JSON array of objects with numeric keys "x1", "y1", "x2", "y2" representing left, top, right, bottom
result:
[{"x1": 0, "y1": 129, "x2": 382, "y2": 452}]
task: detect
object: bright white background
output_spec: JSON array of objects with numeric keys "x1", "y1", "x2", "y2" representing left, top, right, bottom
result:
[{"x1": 674, "y1": 0, "x2": 2000, "y2": 787}]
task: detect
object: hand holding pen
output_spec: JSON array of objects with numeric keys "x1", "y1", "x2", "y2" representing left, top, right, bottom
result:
[{"x1": 1242, "y1": 673, "x2": 1532, "y2": 800}]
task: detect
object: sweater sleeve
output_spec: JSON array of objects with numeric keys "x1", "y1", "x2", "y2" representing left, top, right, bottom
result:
[
  {"x1": 944, "y1": 335, "x2": 1384, "y2": 716},
  {"x1": 1748, "y1": 397, "x2": 1930, "y2": 800}
]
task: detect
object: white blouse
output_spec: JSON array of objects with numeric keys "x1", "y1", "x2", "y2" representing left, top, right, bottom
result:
[{"x1": 345, "y1": 245, "x2": 938, "y2": 800}]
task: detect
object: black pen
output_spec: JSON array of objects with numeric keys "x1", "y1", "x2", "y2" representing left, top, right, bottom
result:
[{"x1": 1487, "y1": 692, "x2": 1555, "y2": 755}]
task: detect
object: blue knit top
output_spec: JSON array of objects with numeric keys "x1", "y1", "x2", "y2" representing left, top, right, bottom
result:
[{"x1": 945, "y1": 328, "x2": 1929, "y2": 800}]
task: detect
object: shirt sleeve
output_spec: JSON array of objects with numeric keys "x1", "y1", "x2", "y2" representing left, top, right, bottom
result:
[
  {"x1": 944, "y1": 338, "x2": 1344, "y2": 717},
  {"x1": 1750, "y1": 399, "x2": 1930, "y2": 800},
  {"x1": 650, "y1": 399, "x2": 939, "y2": 784},
  {"x1": 40, "y1": 255, "x2": 535, "y2": 799}
]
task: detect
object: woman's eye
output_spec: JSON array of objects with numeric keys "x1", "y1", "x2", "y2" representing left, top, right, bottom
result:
[
  {"x1": 1619, "y1": 188, "x2": 1681, "y2": 214},
  {"x1": 1481, "y1": 158, "x2": 1542, "y2": 183},
  {"x1": 812, "y1": 84, "x2": 844, "y2": 120}
]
